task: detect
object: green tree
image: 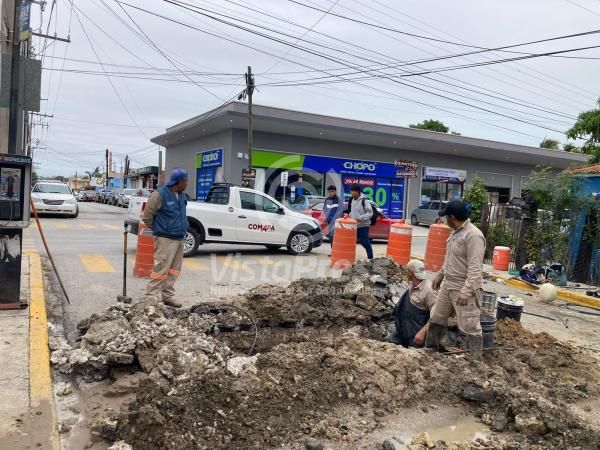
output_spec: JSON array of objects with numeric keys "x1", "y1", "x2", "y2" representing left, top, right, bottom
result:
[
  {"x1": 566, "y1": 98, "x2": 600, "y2": 155},
  {"x1": 540, "y1": 138, "x2": 560, "y2": 150},
  {"x1": 409, "y1": 119, "x2": 449, "y2": 133},
  {"x1": 85, "y1": 166, "x2": 102, "y2": 179},
  {"x1": 463, "y1": 176, "x2": 488, "y2": 227},
  {"x1": 562, "y1": 142, "x2": 578, "y2": 152},
  {"x1": 31, "y1": 170, "x2": 39, "y2": 184}
]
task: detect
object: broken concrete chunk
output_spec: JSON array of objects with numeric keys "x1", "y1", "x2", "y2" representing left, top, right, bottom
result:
[
  {"x1": 461, "y1": 384, "x2": 494, "y2": 404},
  {"x1": 135, "y1": 346, "x2": 157, "y2": 372},
  {"x1": 91, "y1": 410, "x2": 119, "y2": 441},
  {"x1": 355, "y1": 293, "x2": 379, "y2": 310},
  {"x1": 107, "y1": 441, "x2": 133, "y2": 450},
  {"x1": 83, "y1": 317, "x2": 132, "y2": 346},
  {"x1": 226, "y1": 355, "x2": 258, "y2": 377},
  {"x1": 105, "y1": 373, "x2": 148, "y2": 397},
  {"x1": 515, "y1": 414, "x2": 547, "y2": 435},
  {"x1": 106, "y1": 352, "x2": 135, "y2": 366},
  {"x1": 55, "y1": 382, "x2": 72, "y2": 396},
  {"x1": 342, "y1": 279, "x2": 364, "y2": 299},
  {"x1": 305, "y1": 439, "x2": 324, "y2": 450},
  {"x1": 490, "y1": 414, "x2": 508, "y2": 432}
]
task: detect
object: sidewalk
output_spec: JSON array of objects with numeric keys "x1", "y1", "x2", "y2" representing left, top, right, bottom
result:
[{"x1": 0, "y1": 250, "x2": 59, "y2": 450}]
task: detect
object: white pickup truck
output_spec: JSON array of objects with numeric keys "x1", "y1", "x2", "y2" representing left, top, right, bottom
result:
[{"x1": 126, "y1": 183, "x2": 323, "y2": 256}]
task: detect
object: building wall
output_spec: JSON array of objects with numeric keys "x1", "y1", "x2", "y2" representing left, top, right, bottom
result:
[
  {"x1": 163, "y1": 130, "x2": 232, "y2": 190},
  {"x1": 230, "y1": 129, "x2": 536, "y2": 213},
  {"x1": 163, "y1": 127, "x2": 541, "y2": 213}
]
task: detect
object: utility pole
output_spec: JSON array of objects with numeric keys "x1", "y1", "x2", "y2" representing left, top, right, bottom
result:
[
  {"x1": 8, "y1": 0, "x2": 24, "y2": 154},
  {"x1": 105, "y1": 149, "x2": 109, "y2": 190},
  {"x1": 245, "y1": 66, "x2": 254, "y2": 169}
]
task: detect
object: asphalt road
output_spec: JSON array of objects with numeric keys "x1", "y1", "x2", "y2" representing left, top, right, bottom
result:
[{"x1": 24, "y1": 202, "x2": 428, "y2": 326}]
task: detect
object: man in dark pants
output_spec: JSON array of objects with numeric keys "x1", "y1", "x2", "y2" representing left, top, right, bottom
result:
[
  {"x1": 348, "y1": 184, "x2": 373, "y2": 260},
  {"x1": 324, "y1": 185, "x2": 344, "y2": 246},
  {"x1": 389, "y1": 260, "x2": 437, "y2": 347}
]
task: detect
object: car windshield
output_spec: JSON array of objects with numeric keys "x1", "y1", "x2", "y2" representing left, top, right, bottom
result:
[{"x1": 33, "y1": 183, "x2": 71, "y2": 194}]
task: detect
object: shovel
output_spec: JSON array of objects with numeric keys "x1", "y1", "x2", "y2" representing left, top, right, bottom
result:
[{"x1": 117, "y1": 224, "x2": 132, "y2": 304}]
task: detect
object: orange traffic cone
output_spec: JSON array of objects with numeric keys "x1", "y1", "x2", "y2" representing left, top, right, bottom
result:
[
  {"x1": 133, "y1": 222, "x2": 154, "y2": 278},
  {"x1": 330, "y1": 214, "x2": 358, "y2": 270},
  {"x1": 386, "y1": 221, "x2": 412, "y2": 266}
]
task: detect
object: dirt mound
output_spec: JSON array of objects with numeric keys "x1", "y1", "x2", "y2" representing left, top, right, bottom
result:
[
  {"x1": 54, "y1": 258, "x2": 600, "y2": 449},
  {"x1": 244, "y1": 257, "x2": 408, "y2": 327},
  {"x1": 116, "y1": 321, "x2": 600, "y2": 449}
]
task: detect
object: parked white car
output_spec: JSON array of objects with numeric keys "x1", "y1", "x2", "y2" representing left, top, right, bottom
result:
[
  {"x1": 31, "y1": 181, "x2": 79, "y2": 218},
  {"x1": 126, "y1": 184, "x2": 323, "y2": 256},
  {"x1": 117, "y1": 188, "x2": 138, "y2": 208}
]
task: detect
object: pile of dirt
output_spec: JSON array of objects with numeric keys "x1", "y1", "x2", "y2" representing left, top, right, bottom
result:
[
  {"x1": 53, "y1": 258, "x2": 600, "y2": 449},
  {"x1": 244, "y1": 257, "x2": 408, "y2": 327},
  {"x1": 114, "y1": 320, "x2": 600, "y2": 449}
]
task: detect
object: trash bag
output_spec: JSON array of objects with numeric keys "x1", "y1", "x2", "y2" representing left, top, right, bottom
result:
[{"x1": 546, "y1": 263, "x2": 567, "y2": 287}]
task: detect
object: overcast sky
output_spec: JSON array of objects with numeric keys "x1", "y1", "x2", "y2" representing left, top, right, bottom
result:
[{"x1": 32, "y1": 0, "x2": 600, "y2": 176}]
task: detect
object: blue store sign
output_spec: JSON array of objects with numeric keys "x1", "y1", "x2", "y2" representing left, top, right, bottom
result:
[{"x1": 196, "y1": 149, "x2": 223, "y2": 201}]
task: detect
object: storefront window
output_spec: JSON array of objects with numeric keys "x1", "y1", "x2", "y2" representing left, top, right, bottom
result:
[{"x1": 420, "y1": 167, "x2": 465, "y2": 205}]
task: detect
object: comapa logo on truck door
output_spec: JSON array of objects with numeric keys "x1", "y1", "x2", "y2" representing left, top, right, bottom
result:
[
  {"x1": 248, "y1": 224, "x2": 275, "y2": 232},
  {"x1": 343, "y1": 161, "x2": 376, "y2": 171}
]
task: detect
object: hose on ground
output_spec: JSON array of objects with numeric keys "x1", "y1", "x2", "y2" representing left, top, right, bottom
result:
[
  {"x1": 213, "y1": 303, "x2": 259, "y2": 356},
  {"x1": 559, "y1": 303, "x2": 600, "y2": 316}
]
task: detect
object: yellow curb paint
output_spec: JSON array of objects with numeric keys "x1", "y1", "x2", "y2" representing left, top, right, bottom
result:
[
  {"x1": 80, "y1": 254, "x2": 116, "y2": 272},
  {"x1": 251, "y1": 256, "x2": 275, "y2": 265},
  {"x1": 55, "y1": 223, "x2": 70, "y2": 229},
  {"x1": 102, "y1": 224, "x2": 120, "y2": 230},
  {"x1": 28, "y1": 252, "x2": 60, "y2": 449},
  {"x1": 80, "y1": 224, "x2": 95, "y2": 230},
  {"x1": 182, "y1": 259, "x2": 209, "y2": 271}
]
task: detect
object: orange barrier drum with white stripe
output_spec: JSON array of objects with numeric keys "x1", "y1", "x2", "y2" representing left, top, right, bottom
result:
[
  {"x1": 330, "y1": 215, "x2": 358, "y2": 270},
  {"x1": 386, "y1": 221, "x2": 412, "y2": 266},
  {"x1": 133, "y1": 223, "x2": 154, "y2": 278},
  {"x1": 424, "y1": 223, "x2": 451, "y2": 272}
]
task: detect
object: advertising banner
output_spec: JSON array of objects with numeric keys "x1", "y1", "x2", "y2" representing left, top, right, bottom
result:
[
  {"x1": 423, "y1": 166, "x2": 466, "y2": 183},
  {"x1": 394, "y1": 160, "x2": 418, "y2": 178}
]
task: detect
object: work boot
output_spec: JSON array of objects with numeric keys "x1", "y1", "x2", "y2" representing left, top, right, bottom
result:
[
  {"x1": 163, "y1": 298, "x2": 182, "y2": 308},
  {"x1": 466, "y1": 334, "x2": 483, "y2": 361},
  {"x1": 424, "y1": 322, "x2": 445, "y2": 350}
]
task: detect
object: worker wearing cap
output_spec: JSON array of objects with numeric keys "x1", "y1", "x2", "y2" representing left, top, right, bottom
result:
[
  {"x1": 142, "y1": 168, "x2": 189, "y2": 308},
  {"x1": 426, "y1": 200, "x2": 486, "y2": 360},
  {"x1": 389, "y1": 259, "x2": 437, "y2": 347}
]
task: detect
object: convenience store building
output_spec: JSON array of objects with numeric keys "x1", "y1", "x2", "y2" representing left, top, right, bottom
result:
[{"x1": 151, "y1": 102, "x2": 587, "y2": 219}]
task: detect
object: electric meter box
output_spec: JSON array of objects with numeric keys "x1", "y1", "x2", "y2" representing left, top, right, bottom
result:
[{"x1": 0, "y1": 153, "x2": 31, "y2": 228}]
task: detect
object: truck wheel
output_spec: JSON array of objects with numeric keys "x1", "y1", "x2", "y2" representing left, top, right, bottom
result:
[
  {"x1": 411, "y1": 215, "x2": 418, "y2": 226},
  {"x1": 183, "y1": 228, "x2": 201, "y2": 257},
  {"x1": 286, "y1": 231, "x2": 313, "y2": 255}
]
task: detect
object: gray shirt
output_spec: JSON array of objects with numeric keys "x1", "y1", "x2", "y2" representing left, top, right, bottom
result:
[{"x1": 349, "y1": 194, "x2": 373, "y2": 228}]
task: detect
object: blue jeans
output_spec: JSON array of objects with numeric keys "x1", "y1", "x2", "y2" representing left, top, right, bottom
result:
[
  {"x1": 328, "y1": 223, "x2": 335, "y2": 243},
  {"x1": 357, "y1": 226, "x2": 373, "y2": 259}
]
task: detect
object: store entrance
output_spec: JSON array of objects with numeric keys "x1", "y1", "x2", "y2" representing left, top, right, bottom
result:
[{"x1": 486, "y1": 186, "x2": 510, "y2": 204}]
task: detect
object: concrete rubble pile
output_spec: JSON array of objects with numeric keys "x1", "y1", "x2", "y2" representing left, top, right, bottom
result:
[
  {"x1": 50, "y1": 300, "x2": 232, "y2": 384},
  {"x1": 50, "y1": 258, "x2": 600, "y2": 449}
]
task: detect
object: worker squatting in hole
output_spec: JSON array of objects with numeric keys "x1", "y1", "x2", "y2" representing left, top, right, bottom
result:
[
  {"x1": 426, "y1": 200, "x2": 487, "y2": 361},
  {"x1": 142, "y1": 168, "x2": 190, "y2": 308}
]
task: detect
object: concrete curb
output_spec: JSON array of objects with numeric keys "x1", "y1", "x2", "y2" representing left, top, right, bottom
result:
[{"x1": 26, "y1": 251, "x2": 60, "y2": 450}]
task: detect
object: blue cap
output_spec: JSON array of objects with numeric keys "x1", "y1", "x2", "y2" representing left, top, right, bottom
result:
[{"x1": 166, "y1": 168, "x2": 188, "y2": 187}]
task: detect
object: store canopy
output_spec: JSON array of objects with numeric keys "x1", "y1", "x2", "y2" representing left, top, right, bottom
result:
[{"x1": 152, "y1": 102, "x2": 588, "y2": 169}]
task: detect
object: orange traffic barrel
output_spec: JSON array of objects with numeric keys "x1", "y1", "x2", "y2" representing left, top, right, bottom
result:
[
  {"x1": 330, "y1": 214, "x2": 358, "y2": 270},
  {"x1": 133, "y1": 223, "x2": 154, "y2": 278},
  {"x1": 492, "y1": 246, "x2": 511, "y2": 271},
  {"x1": 424, "y1": 223, "x2": 451, "y2": 272},
  {"x1": 386, "y1": 221, "x2": 412, "y2": 266}
]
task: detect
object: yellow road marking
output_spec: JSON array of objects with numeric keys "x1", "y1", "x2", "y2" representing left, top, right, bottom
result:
[
  {"x1": 103, "y1": 224, "x2": 120, "y2": 230},
  {"x1": 80, "y1": 254, "x2": 116, "y2": 272},
  {"x1": 55, "y1": 223, "x2": 70, "y2": 229},
  {"x1": 183, "y1": 259, "x2": 209, "y2": 271},
  {"x1": 251, "y1": 256, "x2": 275, "y2": 265},
  {"x1": 80, "y1": 224, "x2": 95, "y2": 230},
  {"x1": 217, "y1": 255, "x2": 249, "y2": 270}
]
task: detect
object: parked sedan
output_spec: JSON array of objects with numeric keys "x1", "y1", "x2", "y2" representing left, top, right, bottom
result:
[
  {"x1": 117, "y1": 189, "x2": 138, "y2": 208},
  {"x1": 303, "y1": 200, "x2": 402, "y2": 240},
  {"x1": 410, "y1": 201, "x2": 448, "y2": 226}
]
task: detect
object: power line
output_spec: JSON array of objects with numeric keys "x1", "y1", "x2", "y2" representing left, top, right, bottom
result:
[{"x1": 565, "y1": 0, "x2": 600, "y2": 17}]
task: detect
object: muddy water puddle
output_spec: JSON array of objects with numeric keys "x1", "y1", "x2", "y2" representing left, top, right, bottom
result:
[{"x1": 56, "y1": 379, "x2": 134, "y2": 450}]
